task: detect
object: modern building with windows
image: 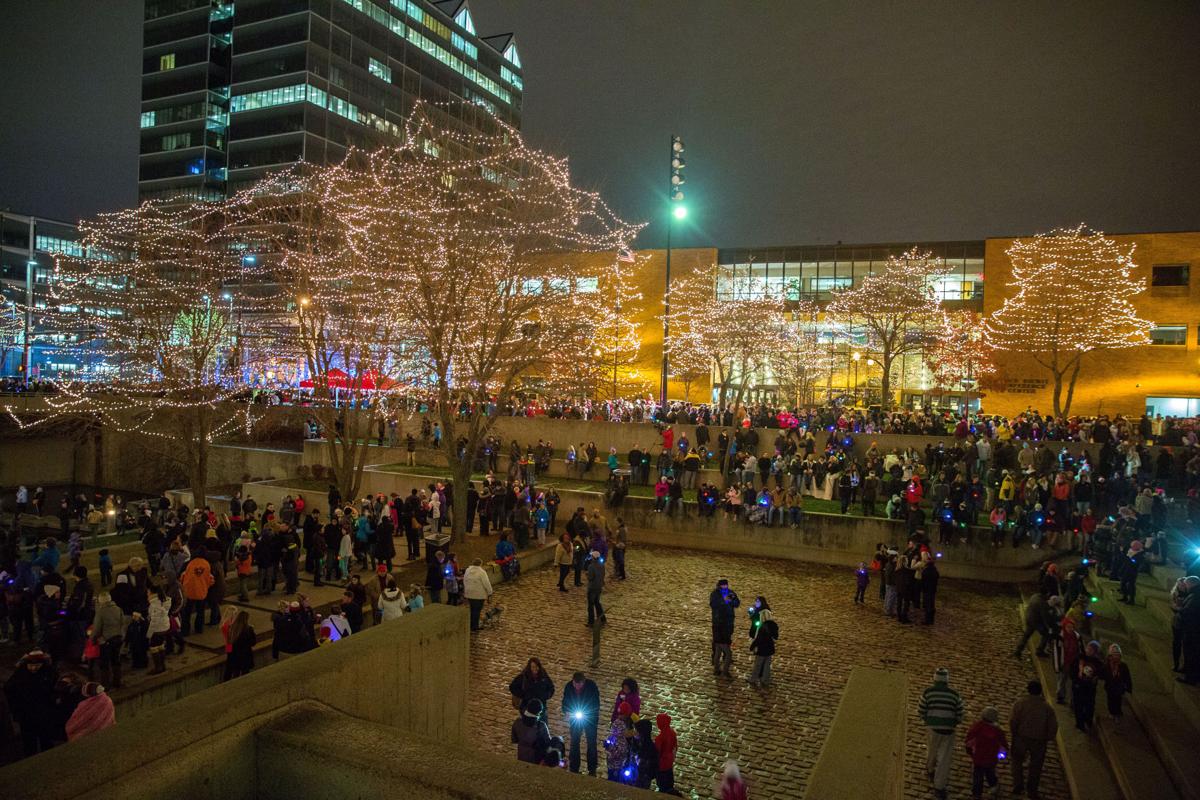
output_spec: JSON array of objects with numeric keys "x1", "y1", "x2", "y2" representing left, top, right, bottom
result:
[
  {"x1": 0, "y1": 211, "x2": 90, "y2": 378},
  {"x1": 140, "y1": 0, "x2": 523, "y2": 202},
  {"x1": 554, "y1": 230, "x2": 1200, "y2": 417}
]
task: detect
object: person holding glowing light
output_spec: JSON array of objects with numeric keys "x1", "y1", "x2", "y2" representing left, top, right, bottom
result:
[{"x1": 561, "y1": 671, "x2": 601, "y2": 776}]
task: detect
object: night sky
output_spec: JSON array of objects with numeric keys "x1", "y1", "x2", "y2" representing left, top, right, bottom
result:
[{"x1": 2, "y1": 0, "x2": 1199, "y2": 248}]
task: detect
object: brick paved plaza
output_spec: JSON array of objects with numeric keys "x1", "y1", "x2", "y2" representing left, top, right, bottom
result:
[{"x1": 468, "y1": 545, "x2": 1070, "y2": 800}]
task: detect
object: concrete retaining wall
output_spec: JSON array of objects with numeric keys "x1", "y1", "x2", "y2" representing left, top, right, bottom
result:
[
  {"x1": 242, "y1": 469, "x2": 1056, "y2": 582},
  {"x1": 0, "y1": 605, "x2": 469, "y2": 800}
]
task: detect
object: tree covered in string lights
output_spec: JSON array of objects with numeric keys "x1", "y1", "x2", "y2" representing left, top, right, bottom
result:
[
  {"x1": 12, "y1": 200, "x2": 252, "y2": 508},
  {"x1": 825, "y1": 248, "x2": 948, "y2": 411},
  {"x1": 665, "y1": 265, "x2": 788, "y2": 411},
  {"x1": 769, "y1": 300, "x2": 832, "y2": 407},
  {"x1": 250, "y1": 108, "x2": 639, "y2": 541},
  {"x1": 230, "y1": 172, "x2": 413, "y2": 504},
  {"x1": 577, "y1": 258, "x2": 646, "y2": 401},
  {"x1": 985, "y1": 225, "x2": 1152, "y2": 416},
  {"x1": 924, "y1": 310, "x2": 995, "y2": 393}
]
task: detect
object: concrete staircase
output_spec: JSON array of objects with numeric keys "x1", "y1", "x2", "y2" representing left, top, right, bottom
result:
[{"x1": 1081, "y1": 560, "x2": 1200, "y2": 800}]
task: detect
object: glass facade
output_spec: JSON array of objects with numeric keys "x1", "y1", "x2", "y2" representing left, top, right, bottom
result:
[
  {"x1": 716, "y1": 241, "x2": 985, "y2": 307},
  {"x1": 140, "y1": 0, "x2": 523, "y2": 202},
  {"x1": 0, "y1": 213, "x2": 95, "y2": 378},
  {"x1": 712, "y1": 240, "x2": 986, "y2": 406}
]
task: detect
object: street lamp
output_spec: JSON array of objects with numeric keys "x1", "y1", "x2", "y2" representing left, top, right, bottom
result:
[
  {"x1": 661, "y1": 134, "x2": 687, "y2": 407},
  {"x1": 852, "y1": 351, "x2": 861, "y2": 405}
]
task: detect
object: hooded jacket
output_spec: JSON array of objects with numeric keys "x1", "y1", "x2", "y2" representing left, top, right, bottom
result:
[
  {"x1": 181, "y1": 557, "x2": 214, "y2": 601},
  {"x1": 511, "y1": 708, "x2": 551, "y2": 763},
  {"x1": 655, "y1": 713, "x2": 678, "y2": 770},
  {"x1": 379, "y1": 587, "x2": 407, "y2": 621}
]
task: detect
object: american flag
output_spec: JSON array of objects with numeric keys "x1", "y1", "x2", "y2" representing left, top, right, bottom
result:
[{"x1": 617, "y1": 246, "x2": 635, "y2": 263}]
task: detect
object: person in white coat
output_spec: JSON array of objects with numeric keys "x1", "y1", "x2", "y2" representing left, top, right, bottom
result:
[
  {"x1": 463, "y1": 558, "x2": 494, "y2": 632},
  {"x1": 378, "y1": 582, "x2": 407, "y2": 622}
]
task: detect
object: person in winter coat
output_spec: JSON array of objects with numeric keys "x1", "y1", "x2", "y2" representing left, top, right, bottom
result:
[
  {"x1": 378, "y1": 581, "x2": 407, "y2": 622},
  {"x1": 1010, "y1": 680, "x2": 1057, "y2": 797},
  {"x1": 586, "y1": 550, "x2": 607, "y2": 627},
  {"x1": 748, "y1": 607, "x2": 779, "y2": 687},
  {"x1": 610, "y1": 677, "x2": 641, "y2": 722},
  {"x1": 654, "y1": 713, "x2": 681, "y2": 795},
  {"x1": 65, "y1": 681, "x2": 115, "y2": 741},
  {"x1": 919, "y1": 667, "x2": 964, "y2": 800},
  {"x1": 509, "y1": 657, "x2": 555, "y2": 715},
  {"x1": 90, "y1": 593, "x2": 127, "y2": 689},
  {"x1": 716, "y1": 759, "x2": 748, "y2": 800},
  {"x1": 179, "y1": 554, "x2": 214, "y2": 635},
  {"x1": 965, "y1": 706, "x2": 1008, "y2": 800},
  {"x1": 512, "y1": 698, "x2": 552, "y2": 764},
  {"x1": 633, "y1": 717, "x2": 659, "y2": 789},
  {"x1": 373, "y1": 514, "x2": 396, "y2": 572},
  {"x1": 146, "y1": 591, "x2": 170, "y2": 675},
  {"x1": 919, "y1": 552, "x2": 940, "y2": 625},
  {"x1": 462, "y1": 558, "x2": 494, "y2": 632},
  {"x1": 604, "y1": 701, "x2": 637, "y2": 783},
  {"x1": 225, "y1": 610, "x2": 256, "y2": 679},
  {"x1": 4, "y1": 649, "x2": 58, "y2": 755},
  {"x1": 1073, "y1": 640, "x2": 1104, "y2": 731},
  {"x1": 271, "y1": 600, "x2": 316, "y2": 660},
  {"x1": 710, "y1": 579, "x2": 740, "y2": 675},
  {"x1": 554, "y1": 532, "x2": 574, "y2": 591},
  {"x1": 1102, "y1": 643, "x2": 1133, "y2": 721},
  {"x1": 426, "y1": 550, "x2": 447, "y2": 604}
]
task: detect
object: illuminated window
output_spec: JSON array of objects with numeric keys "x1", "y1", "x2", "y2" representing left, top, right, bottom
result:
[
  {"x1": 500, "y1": 65, "x2": 522, "y2": 90},
  {"x1": 368, "y1": 57, "x2": 392, "y2": 82},
  {"x1": 160, "y1": 53, "x2": 176, "y2": 71},
  {"x1": 141, "y1": 111, "x2": 157, "y2": 128},
  {"x1": 504, "y1": 42, "x2": 521, "y2": 68},
  {"x1": 451, "y1": 32, "x2": 477, "y2": 59},
  {"x1": 1149, "y1": 325, "x2": 1186, "y2": 345},
  {"x1": 522, "y1": 279, "x2": 544, "y2": 295},
  {"x1": 576, "y1": 277, "x2": 598, "y2": 294},
  {"x1": 455, "y1": 6, "x2": 475, "y2": 34}
]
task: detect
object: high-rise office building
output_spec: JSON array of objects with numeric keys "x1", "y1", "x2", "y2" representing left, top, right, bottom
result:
[{"x1": 139, "y1": 0, "x2": 523, "y2": 202}]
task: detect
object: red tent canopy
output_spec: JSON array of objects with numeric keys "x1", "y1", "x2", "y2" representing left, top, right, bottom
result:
[{"x1": 299, "y1": 368, "x2": 396, "y2": 391}]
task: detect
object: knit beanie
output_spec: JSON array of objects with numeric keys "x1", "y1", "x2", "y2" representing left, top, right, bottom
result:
[{"x1": 934, "y1": 668, "x2": 950, "y2": 684}]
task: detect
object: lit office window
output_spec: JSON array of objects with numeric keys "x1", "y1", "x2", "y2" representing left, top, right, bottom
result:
[
  {"x1": 576, "y1": 277, "x2": 599, "y2": 294},
  {"x1": 141, "y1": 111, "x2": 156, "y2": 128},
  {"x1": 451, "y1": 32, "x2": 478, "y2": 59},
  {"x1": 160, "y1": 53, "x2": 176, "y2": 71},
  {"x1": 1149, "y1": 325, "x2": 1186, "y2": 345},
  {"x1": 501, "y1": 65, "x2": 523, "y2": 90},
  {"x1": 368, "y1": 57, "x2": 392, "y2": 82}
]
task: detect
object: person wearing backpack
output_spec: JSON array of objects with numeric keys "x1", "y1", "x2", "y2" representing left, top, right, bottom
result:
[{"x1": 748, "y1": 602, "x2": 779, "y2": 687}]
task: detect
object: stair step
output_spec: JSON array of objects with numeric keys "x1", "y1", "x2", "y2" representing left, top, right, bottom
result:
[
  {"x1": 1129, "y1": 690, "x2": 1200, "y2": 800},
  {"x1": 1095, "y1": 713, "x2": 1182, "y2": 800},
  {"x1": 1016, "y1": 600, "x2": 1122, "y2": 800}
]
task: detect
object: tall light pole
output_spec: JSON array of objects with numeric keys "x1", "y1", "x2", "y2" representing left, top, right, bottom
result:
[
  {"x1": 660, "y1": 134, "x2": 687, "y2": 407},
  {"x1": 852, "y1": 351, "x2": 861, "y2": 405}
]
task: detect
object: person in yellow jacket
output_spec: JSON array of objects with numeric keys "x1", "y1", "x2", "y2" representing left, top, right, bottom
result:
[
  {"x1": 180, "y1": 555, "x2": 214, "y2": 636},
  {"x1": 998, "y1": 470, "x2": 1016, "y2": 510}
]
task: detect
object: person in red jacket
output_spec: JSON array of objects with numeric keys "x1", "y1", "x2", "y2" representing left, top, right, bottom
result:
[
  {"x1": 965, "y1": 706, "x2": 1009, "y2": 800},
  {"x1": 654, "y1": 712, "x2": 680, "y2": 795}
]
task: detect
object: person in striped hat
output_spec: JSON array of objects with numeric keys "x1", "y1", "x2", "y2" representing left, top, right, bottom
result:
[{"x1": 918, "y1": 666, "x2": 965, "y2": 799}]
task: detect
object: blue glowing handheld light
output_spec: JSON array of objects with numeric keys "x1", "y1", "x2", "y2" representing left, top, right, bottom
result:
[
  {"x1": 573, "y1": 710, "x2": 584, "y2": 721},
  {"x1": 998, "y1": 750, "x2": 1007, "y2": 761},
  {"x1": 935, "y1": 552, "x2": 943, "y2": 559},
  {"x1": 1082, "y1": 558, "x2": 1089, "y2": 565}
]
